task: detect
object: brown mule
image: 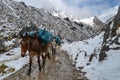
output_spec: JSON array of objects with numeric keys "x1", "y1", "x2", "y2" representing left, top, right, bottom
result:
[{"x1": 20, "y1": 34, "x2": 51, "y2": 75}]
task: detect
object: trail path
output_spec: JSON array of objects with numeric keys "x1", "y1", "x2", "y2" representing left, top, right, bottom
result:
[{"x1": 4, "y1": 47, "x2": 88, "y2": 80}]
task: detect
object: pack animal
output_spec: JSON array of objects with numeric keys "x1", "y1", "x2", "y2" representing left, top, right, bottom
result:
[{"x1": 20, "y1": 34, "x2": 51, "y2": 75}]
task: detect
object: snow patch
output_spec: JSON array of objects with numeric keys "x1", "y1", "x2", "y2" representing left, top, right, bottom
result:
[
  {"x1": 116, "y1": 27, "x2": 120, "y2": 35},
  {"x1": 61, "y1": 32, "x2": 120, "y2": 80},
  {"x1": 0, "y1": 47, "x2": 29, "y2": 80}
]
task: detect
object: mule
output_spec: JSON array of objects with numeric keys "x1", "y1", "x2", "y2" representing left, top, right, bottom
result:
[{"x1": 20, "y1": 34, "x2": 52, "y2": 75}]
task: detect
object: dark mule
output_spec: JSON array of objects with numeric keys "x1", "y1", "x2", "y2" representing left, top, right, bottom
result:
[{"x1": 20, "y1": 34, "x2": 51, "y2": 75}]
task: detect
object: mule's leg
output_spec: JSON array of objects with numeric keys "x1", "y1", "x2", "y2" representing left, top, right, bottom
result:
[
  {"x1": 51, "y1": 44, "x2": 56, "y2": 56},
  {"x1": 51, "y1": 46, "x2": 56, "y2": 63},
  {"x1": 28, "y1": 55, "x2": 32, "y2": 75},
  {"x1": 53, "y1": 48, "x2": 56, "y2": 55},
  {"x1": 37, "y1": 54, "x2": 41, "y2": 72},
  {"x1": 42, "y1": 54, "x2": 46, "y2": 72},
  {"x1": 46, "y1": 52, "x2": 50, "y2": 60}
]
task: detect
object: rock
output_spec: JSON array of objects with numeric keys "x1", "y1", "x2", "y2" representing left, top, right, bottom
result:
[
  {"x1": 86, "y1": 63, "x2": 90, "y2": 65},
  {"x1": 99, "y1": 6, "x2": 120, "y2": 62},
  {"x1": 78, "y1": 66, "x2": 84, "y2": 69},
  {"x1": 93, "y1": 16, "x2": 105, "y2": 31},
  {"x1": 0, "y1": 39, "x2": 5, "y2": 52},
  {"x1": 76, "y1": 76, "x2": 88, "y2": 80}
]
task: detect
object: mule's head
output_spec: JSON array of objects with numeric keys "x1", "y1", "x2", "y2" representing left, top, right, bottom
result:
[{"x1": 20, "y1": 38, "x2": 29, "y2": 57}]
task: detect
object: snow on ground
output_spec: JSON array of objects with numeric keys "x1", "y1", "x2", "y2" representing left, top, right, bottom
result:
[
  {"x1": 4, "y1": 39, "x2": 16, "y2": 47},
  {"x1": 0, "y1": 26, "x2": 2, "y2": 31},
  {"x1": 0, "y1": 47, "x2": 29, "y2": 80},
  {"x1": 61, "y1": 32, "x2": 103, "y2": 65},
  {"x1": 61, "y1": 32, "x2": 120, "y2": 80},
  {"x1": 116, "y1": 27, "x2": 120, "y2": 35}
]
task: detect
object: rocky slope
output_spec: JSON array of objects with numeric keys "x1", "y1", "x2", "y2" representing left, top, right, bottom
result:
[
  {"x1": 0, "y1": 0, "x2": 103, "y2": 52},
  {"x1": 99, "y1": 6, "x2": 120, "y2": 61}
]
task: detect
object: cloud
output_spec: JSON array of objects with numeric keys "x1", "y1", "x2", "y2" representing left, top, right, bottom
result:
[{"x1": 14, "y1": 0, "x2": 119, "y2": 22}]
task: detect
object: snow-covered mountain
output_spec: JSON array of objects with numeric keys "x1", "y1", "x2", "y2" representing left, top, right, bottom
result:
[
  {"x1": 61, "y1": 6, "x2": 120, "y2": 80},
  {"x1": 0, "y1": 0, "x2": 120, "y2": 79},
  {"x1": 51, "y1": 9, "x2": 94, "y2": 26},
  {"x1": 51, "y1": 9, "x2": 105, "y2": 31},
  {"x1": 0, "y1": 0, "x2": 101, "y2": 51}
]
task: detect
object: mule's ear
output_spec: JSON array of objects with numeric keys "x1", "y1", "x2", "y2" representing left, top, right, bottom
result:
[
  {"x1": 19, "y1": 34, "x2": 23, "y2": 38},
  {"x1": 25, "y1": 32, "x2": 29, "y2": 39},
  {"x1": 25, "y1": 32, "x2": 28, "y2": 37}
]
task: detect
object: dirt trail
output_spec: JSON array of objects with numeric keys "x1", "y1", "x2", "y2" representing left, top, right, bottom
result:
[{"x1": 3, "y1": 47, "x2": 88, "y2": 80}]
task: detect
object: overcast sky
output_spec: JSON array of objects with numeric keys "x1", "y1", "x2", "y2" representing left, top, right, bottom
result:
[{"x1": 14, "y1": 0, "x2": 119, "y2": 22}]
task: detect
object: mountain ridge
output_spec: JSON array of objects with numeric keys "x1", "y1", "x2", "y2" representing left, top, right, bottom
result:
[{"x1": 0, "y1": 0, "x2": 106, "y2": 51}]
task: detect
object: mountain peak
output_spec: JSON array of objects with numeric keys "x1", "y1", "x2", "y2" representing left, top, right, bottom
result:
[
  {"x1": 114, "y1": 6, "x2": 120, "y2": 27},
  {"x1": 93, "y1": 16, "x2": 105, "y2": 30}
]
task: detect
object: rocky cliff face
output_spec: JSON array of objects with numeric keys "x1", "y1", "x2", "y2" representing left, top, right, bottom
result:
[
  {"x1": 0, "y1": 0, "x2": 102, "y2": 52},
  {"x1": 93, "y1": 16, "x2": 105, "y2": 31},
  {"x1": 99, "y1": 6, "x2": 120, "y2": 61}
]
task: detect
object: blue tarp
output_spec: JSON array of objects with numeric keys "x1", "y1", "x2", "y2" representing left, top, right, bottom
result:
[
  {"x1": 55, "y1": 36, "x2": 61, "y2": 43},
  {"x1": 22, "y1": 31, "x2": 36, "y2": 37},
  {"x1": 29, "y1": 32, "x2": 36, "y2": 37},
  {"x1": 22, "y1": 29, "x2": 54, "y2": 44},
  {"x1": 37, "y1": 29, "x2": 53, "y2": 44}
]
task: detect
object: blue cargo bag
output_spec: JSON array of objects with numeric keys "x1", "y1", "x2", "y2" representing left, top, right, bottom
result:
[
  {"x1": 23, "y1": 31, "x2": 36, "y2": 37},
  {"x1": 55, "y1": 36, "x2": 61, "y2": 44},
  {"x1": 38, "y1": 29, "x2": 53, "y2": 44},
  {"x1": 29, "y1": 31, "x2": 36, "y2": 37}
]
